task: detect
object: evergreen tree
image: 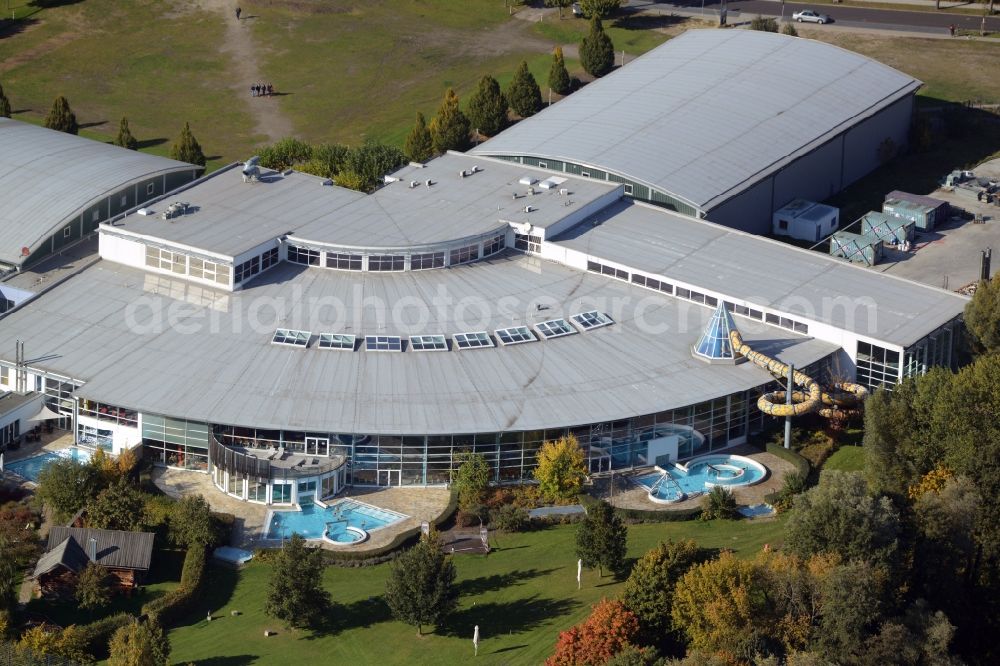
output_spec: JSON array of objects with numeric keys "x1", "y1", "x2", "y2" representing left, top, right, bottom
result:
[
  {"x1": 466, "y1": 75, "x2": 508, "y2": 137},
  {"x1": 575, "y1": 500, "x2": 627, "y2": 577},
  {"x1": 169, "y1": 495, "x2": 219, "y2": 548},
  {"x1": 548, "y1": 46, "x2": 572, "y2": 96},
  {"x1": 404, "y1": 112, "x2": 433, "y2": 162},
  {"x1": 580, "y1": 17, "x2": 615, "y2": 78},
  {"x1": 0, "y1": 82, "x2": 11, "y2": 119},
  {"x1": 544, "y1": 0, "x2": 575, "y2": 18},
  {"x1": 429, "y1": 88, "x2": 470, "y2": 154},
  {"x1": 43, "y1": 95, "x2": 78, "y2": 134},
  {"x1": 384, "y1": 532, "x2": 457, "y2": 635},
  {"x1": 506, "y1": 61, "x2": 543, "y2": 118},
  {"x1": 264, "y1": 534, "x2": 331, "y2": 629},
  {"x1": 580, "y1": 0, "x2": 622, "y2": 17},
  {"x1": 621, "y1": 540, "x2": 700, "y2": 645},
  {"x1": 169, "y1": 121, "x2": 206, "y2": 166},
  {"x1": 114, "y1": 116, "x2": 138, "y2": 150}
]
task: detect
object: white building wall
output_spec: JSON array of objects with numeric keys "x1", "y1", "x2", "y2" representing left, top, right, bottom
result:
[{"x1": 99, "y1": 232, "x2": 147, "y2": 268}]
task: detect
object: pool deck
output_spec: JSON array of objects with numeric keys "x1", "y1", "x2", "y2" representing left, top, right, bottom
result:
[
  {"x1": 152, "y1": 467, "x2": 451, "y2": 552},
  {"x1": 595, "y1": 446, "x2": 793, "y2": 514}
]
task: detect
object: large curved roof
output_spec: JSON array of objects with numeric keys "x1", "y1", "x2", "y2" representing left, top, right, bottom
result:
[
  {"x1": 472, "y1": 29, "x2": 920, "y2": 212},
  {"x1": 0, "y1": 118, "x2": 195, "y2": 266}
]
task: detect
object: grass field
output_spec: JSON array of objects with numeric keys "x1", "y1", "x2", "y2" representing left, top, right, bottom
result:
[
  {"x1": 824, "y1": 445, "x2": 866, "y2": 472},
  {"x1": 168, "y1": 518, "x2": 785, "y2": 665}
]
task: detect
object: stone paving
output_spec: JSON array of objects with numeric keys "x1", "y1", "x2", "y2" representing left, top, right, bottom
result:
[{"x1": 152, "y1": 468, "x2": 451, "y2": 552}]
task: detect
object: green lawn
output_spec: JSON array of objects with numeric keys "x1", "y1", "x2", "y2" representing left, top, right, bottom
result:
[
  {"x1": 168, "y1": 518, "x2": 784, "y2": 665},
  {"x1": 824, "y1": 446, "x2": 866, "y2": 473},
  {"x1": 25, "y1": 549, "x2": 184, "y2": 628},
  {"x1": 532, "y1": 12, "x2": 673, "y2": 59}
]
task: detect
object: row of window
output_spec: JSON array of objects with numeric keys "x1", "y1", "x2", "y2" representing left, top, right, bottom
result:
[
  {"x1": 285, "y1": 235, "x2": 507, "y2": 273},
  {"x1": 235, "y1": 247, "x2": 279, "y2": 283},
  {"x1": 145, "y1": 245, "x2": 232, "y2": 286},
  {"x1": 514, "y1": 233, "x2": 541, "y2": 253}
]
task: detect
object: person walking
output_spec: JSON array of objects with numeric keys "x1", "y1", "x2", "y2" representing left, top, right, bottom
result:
[
  {"x1": 235, "y1": 6, "x2": 242, "y2": 21},
  {"x1": 267, "y1": 83, "x2": 273, "y2": 96},
  {"x1": 249, "y1": 84, "x2": 255, "y2": 98},
  {"x1": 949, "y1": 24, "x2": 956, "y2": 37}
]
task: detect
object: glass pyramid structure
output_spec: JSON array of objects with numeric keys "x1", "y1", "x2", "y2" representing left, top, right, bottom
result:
[{"x1": 693, "y1": 303, "x2": 739, "y2": 362}]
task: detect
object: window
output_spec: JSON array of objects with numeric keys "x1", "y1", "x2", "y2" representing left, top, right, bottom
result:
[
  {"x1": 409, "y1": 335, "x2": 448, "y2": 351},
  {"x1": 410, "y1": 252, "x2": 444, "y2": 270},
  {"x1": 91, "y1": 210, "x2": 100, "y2": 222},
  {"x1": 793, "y1": 322, "x2": 809, "y2": 334},
  {"x1": 365, "y1": 335, "x2": 403, "y2": 352},
  {"x1": 538, "y1": 161, "x2": 547, "y2": 169},
  {"x1": 318, "y1": 333, "x2": 355, "y2": 350},
  {"x1": 146, "y1": 183, "x2": 155, "y2": 196},
  {"x1": 234, "y1": 255, "x2": 261, "y2": 283},
  {"x1": 449, "y1": 244, "x2": 479, "y2": 266},
  {"x1": 120, "y1": 194, "x2": 128, "y2": 207},
  {"x1": 145, "y1": 245, "x2": 188, "y2": 275},
  {"x1": 326, "y1": 252, "x2": 363, "y2": 271},
  {"x1": 287, "y1": 245, "x2": 320, "y2": 266},
  {"x1": 261, "y1": 247, "x2": 279, "y2": 270},
  {"x1": 778, "y1": 219, "x2": 789, "y2": 230},
  {"x1": 571, "y1": 311, "x2": 614, "y2": 331},
  {"x1": 676, "y1": 287, "x2": 690, "y2": 299},
  {"x1": 534, "y1": 318, "x2": 576, "y2": 339},
  {"x1": 514, "y1": 233, "x2": 541, "y2": 253},
  {"x1": 482, "y1": 234, "x2": 506, "y2": 257},
  {"x1": 581, "y1": 171, "x2": 591, "y2": 178},
  {"x1": 598, "y1": 263, "x2": 628, "y2": 281},
  {"x1": 495, "y1": 326, "x2": 535, "y2": 346},
  {"x1": 588, "y1": 261, "x2": 602, "y2": 274},
  {"x1": 188, "y1": 256, "x2": 231, "y2": 285},
  {"x1": 454, "y1": 332, "x2": 494, "y2": 349},
  {"x1": 272, "y1": 328, "x2": 311, "y2": 347},
  {"x1": 624, "y1": 183, "x2": 634, "y2": 195},
  {"x1": 368, "y1": 255, "x2": 404, "y2": 271},
  {"x1": 631, "y1": 273, "x2": 673, "y2": 295},
  {"x1": 63, "y1": 226, "x2": 72, "y2": 238},
  {"x1": 765, "y1": 313, "x2": 780, "y2": 325}
]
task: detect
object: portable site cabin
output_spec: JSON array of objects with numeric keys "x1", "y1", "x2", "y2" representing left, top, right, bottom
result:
[
  {"x1": 861, "y1": 211, "x2": 915, "y2": 245},
  {"x1": 772, "y1": 199, "x2": 840, "y2": 242},
  {"x1": 829, "y1": 231, "x2": 884, "y2": 266},
  {"x1": 884, "y1": 191, "x2": 949, "y2": 231}
]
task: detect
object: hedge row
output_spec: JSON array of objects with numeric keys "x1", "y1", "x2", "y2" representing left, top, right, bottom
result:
[
  {"x1": 140, "y1": 543, "x2": 207, "y2": 624},
  {"x1": 77, "y1": 612, "x2": 132, "y2": 657},
  {"x1": 763, "y1": 443, "x2": 812, "y2": 506},
  {"x1": 579, "y1": 492, "x2": 702, "y2": 523}
]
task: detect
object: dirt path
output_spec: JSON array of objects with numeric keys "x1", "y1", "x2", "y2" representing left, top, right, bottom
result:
[
  {"x1": 191, "y1": 0, "x2": 294, "y2": 143},
  {"x1": 0, "y1": 27, "x2": 80, "y2": 75}
]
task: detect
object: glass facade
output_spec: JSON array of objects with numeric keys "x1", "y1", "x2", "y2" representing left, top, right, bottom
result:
[
  {"x1": 856, "y1": 341, "x2": 902, "y2": 391},
  {"x1": 142, "y1": 414, "x2": 210, "y2": 471},
  {"x1": 903, "y1": 321, "x2": 957, "y2": 380}
]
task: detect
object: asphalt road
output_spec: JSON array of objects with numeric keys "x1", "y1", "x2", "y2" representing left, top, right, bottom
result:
[{"x1": 626, "y1": 0, "x2": 1000, "y2": 33}]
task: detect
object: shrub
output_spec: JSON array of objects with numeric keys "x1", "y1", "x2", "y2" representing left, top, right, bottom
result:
[
  {"x1": 750, "y1": 15, "x2": 779, "y2": 32},
  {"x1": 700, "y1": 486, "x2": 738, "y2": 521},
  {"x1": 772, "y1": 470, "x2": 807, "y2": 513},
  {"x1": 491, "y1": 504, "x2": 529, "y2": 532}
]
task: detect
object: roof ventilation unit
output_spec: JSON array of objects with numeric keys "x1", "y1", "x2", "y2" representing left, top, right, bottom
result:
[
  {"x1": 518, "y1": 175, "x2": 538, "y2": 186},
  {"x1": 460, "y1": 170, "x2": 467, "y2": 178},
  {"x1": 524, "y1": 205, "x2": 534, "y2": 213},
  {"x1": 242, "y1": 155, "x2": 261, "y2": 183},
  {"x1": 410, "y1": 180, "x2": 419, "y2": 188},
  {"x1": 527, "y1": 186, "x2": 535, "y2": 195},
  {"x1": 472, "y1": 165, "x2": 480, "y2": 173},
  {"x1": 559, "y1": 188, "x2": 569, "y2": 196},
  {"x1": 425, "y1": 179, "x2": 434, "y2": 187}
]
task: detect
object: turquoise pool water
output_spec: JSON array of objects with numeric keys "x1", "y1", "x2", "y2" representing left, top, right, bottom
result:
[
  {"x1": 265, "y1": 499, "x2": 406, "y2": 542},
  {"x1": 632, "y1": 454, "x2": 766, "y2": 502},
  {"x1": 5, "y1": 448, "x2": 92, "y2": 483}
]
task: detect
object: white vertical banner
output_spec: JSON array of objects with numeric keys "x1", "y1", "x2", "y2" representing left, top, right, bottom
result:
[
  {"x1": 577, "y1": 558, "x2": 582, "y2": 590},
  {"x1": 473, "y1": 625, "x2": 480, "y2": 656}
]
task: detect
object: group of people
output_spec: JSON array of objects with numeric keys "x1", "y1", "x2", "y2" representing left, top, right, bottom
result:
[{"x1": 250, "y1": 83, "x2": 274, "y2": 97}]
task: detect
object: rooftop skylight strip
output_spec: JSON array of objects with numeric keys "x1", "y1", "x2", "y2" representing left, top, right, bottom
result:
[
  {"x1": 571, "y1": 311, "x2": 614, "y2": 331},
  {"x1": 365, "y1": 335, "x2": 403, "y2": 352},
  {"x1": 534, "y1": 319, "x2": 576, "y2": 340},
  {"x1": 318, "y1": 333, "x2": 356, "y2": 350},
  {"x1": 454, "y1": 332, "x2": 494, "y2": 349},
  {"x1": 409, "y1": 335, "x2": 448, "y2": 351},
  {"x1": 272, "y1": 328, "x2": 311, "y2": 347},
  {"x1": 495, "y1": 326, "x2": 536, "y2": 346}
]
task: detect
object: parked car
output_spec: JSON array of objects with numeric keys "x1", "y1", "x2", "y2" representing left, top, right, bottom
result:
[
  {"x1": 792, "y1": 10, "x2": 831, "y2": 23},
  {"x1": 572, "y1": 3, "x2": 584, "y2": 17}
]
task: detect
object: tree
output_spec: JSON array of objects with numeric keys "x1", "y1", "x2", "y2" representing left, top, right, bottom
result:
[
  {"x1": 169, "y1": 494, "x2": 218, "y2": 548},
  {"x1": 404, "y1": 112, "x2": 433, "y2": 163},
  {"x1": 43, "y1": 95, "x2": 78, "y2": 134},
  {"x1": 534, "y1": 435, "x2": 588, "y2": 500},
  {"x1": 963, "y1": 272, "x2": 1000, "y2": 354},
  {"x1": 622, "y1": 540, "x2": 701, "y2": 645},
  {"x1": 108, "y1": 618, "x2": 169, "y2": 666},
  {"x1": 114, "y1": 116, "x2": 138, "y2": 150},
  {"x1": 75, "y1": 562, "x2": 111, "y2": 611},
  {"x1": 0, "y1": 82, "x2": 11, "y2": 118},
  {"x1": 0, "y1": 502, "x2": 41, "y2": 569},
  {"x1": 580, "y1": 0, "x2": 622, "y2": 18},
  {"x1": 264, "y1": 533, "x2": 331, "y2": 629},
  {"x1": 429, "y1": 88, "x2": 470, "y2": 153},
  {"x1": 18, "y1": 625, "x2": 91, "y2": 663},
  {"x1": 749, "y1": 15, "x2": 779, "y2": 32},
  {"x1": 781, "y1": 22, "x2": 799, "y2": 36},
  {"x1": 452, "y1": 452, "x2": 491, "y2": 514},
  {"x1": 700, "y1": 486, "x2": 738, "y2": 521},
  {"x1": 466, "y1": 75, "x2": 508, "y2": 137},
  {"x1": 603, "y1": 645, "x2": 666, "y2": 666},
  {"x1": 549, "y1": 46, "x2": 572, "y2": 96},
  {"x1": 580, "y1": 17, "x2": 615, "y2": 78},
  {"x1": 815, "y1": 560, "x2": 888, "y2": 663},
  {"x1": 256, "y1": 137, "x2": 313, "y2": 171},
  {"x1": 169, "y1": 121, "x2": 206, "y2": 166},
  {"x1": 0, "y1": 537, "x2": 18, "y2": 616},
  {"x1": 575, "y1": 500, "x2": 627, "y2": 577},
  {"x1": 546, "y1": 0, "x2": 575, "y2": 18},
  {"x1": 88, "y1": 479, "x2": 148, "y2": 532},
  {"x1": 384, "y1": 531, "x2": 457, "y2": 635},
  {"x1": 506, "y1": 61, "x2": 543, "y2": 118},
  {"x1": 342, "y1": 139, "x2": 406, "y2": 192},
  {"x1": 547, "y1": 598, "x2": 639, "y2": 666},
  {"x1": 36, "y1": 459, "x2": 100, "y2": 523}
]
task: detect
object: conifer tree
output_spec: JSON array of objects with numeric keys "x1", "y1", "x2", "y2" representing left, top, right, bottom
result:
[
  {"x1": 580, "y1": 17, "x2": 615, "y2": 78},
  {"x1": 506, "y1": 61, "x2": 543, "y2": 119},
  {"x1": 548, "y1": 46, "x2": 572, "y2": 96},
  {"x1": 0, "y1": 82, "x2": 11, "y2": 119},
  {"x1": 114, "y1": 116, "x2": 138, "y2": 150},
  {"x1": 575, "y1": 499, "x2": 627, "y2": 577},
  {"x1": 169, "y1": 121, "x2": 206, "y2": 166},
  {"x1": 43, "y1": 95, "x2": 78, "y2": 134},
  {"x1": 466, "y1": 75, "x2": 508, "y2": 137},
  {"x1": 429, "y1": 88, "x2": 470, "y2": 153},
  {"x1": 404, "y1": 111, "x2": 433, "y2": 162},
  {"x1": 384, "y1": 532, "x2": 457, "y2": 635}
]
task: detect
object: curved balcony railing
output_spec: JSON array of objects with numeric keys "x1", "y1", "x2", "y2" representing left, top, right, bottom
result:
[{"x1": 210, "y1": 436, "x2": 346, "y2": 481}]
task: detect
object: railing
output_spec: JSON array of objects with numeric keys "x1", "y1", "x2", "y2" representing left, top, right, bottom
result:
[{"x1": 209, "y1": 436, "x2": 345, "y2": 480}]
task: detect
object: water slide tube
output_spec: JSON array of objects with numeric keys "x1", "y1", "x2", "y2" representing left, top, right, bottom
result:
[{"x1": 729, "y1": 329, "x2": 868, "y2": 418}]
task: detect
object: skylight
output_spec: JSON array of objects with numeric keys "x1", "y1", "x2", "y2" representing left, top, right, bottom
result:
[
  {"x1": 534, "y1": 319, "x2": 576, "y2": 340},
  {"x1": 365, "y1": 335, "x2": 403, "y2": 352},
  {"x1": 318, "y1": 333, "x2": 356, "y2": 350},
  {"x1": 272, "y1": 328, "x2": 311, "y2": 347},
  {"x1": 454, "y1": 331, "x2": 495, "y2": 350},
  {"x1": 571, "y1": 311, "x2": 614, "y2": 331},
  {"x1": 409, "y1": 335, "x2": 448, "y2": 351},
  {"x1": 495, "y1": 326, "x2": 536, "y2": 346}
]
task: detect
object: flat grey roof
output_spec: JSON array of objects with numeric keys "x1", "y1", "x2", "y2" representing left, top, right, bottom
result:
[
  {"x1": 0, "y1": 255, "x2": 835, "y2": 435},
  {"x1": 0, "y1": 118, "x2": 196, "y2": 266},
  {"x1": 471, "y1": 29, "x2": 920, "y2": 212},
  {"x1": 113, "y1": 154, "x2": 616, "y2": 257},
  {"x1": 551, "y1": 200, "x2": 967, "y2": 348}
]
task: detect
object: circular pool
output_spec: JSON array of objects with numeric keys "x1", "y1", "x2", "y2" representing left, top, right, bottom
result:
[
  {"x1": 323, "y1": 523, "x2": 369, "y2": 546},
  {"x1": 631, "y1": 454, "x2": 768, "y2": 504}
]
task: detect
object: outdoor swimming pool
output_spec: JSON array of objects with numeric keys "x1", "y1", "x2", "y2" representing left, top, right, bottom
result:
[
  {"x1": 5, "y1": 448, "x2": 92, "y2": 483},
  {"x1": 265, "y1": 499, "x2": 407, "y2": 545},
  {"x1": 632, "y1": 454, "x2": 767, "y2": 503}
]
